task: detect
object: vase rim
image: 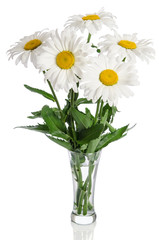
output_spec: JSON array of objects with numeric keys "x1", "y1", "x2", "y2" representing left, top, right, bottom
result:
[
  {"x1": 68, "y1": 149, "x2": 102, "y2": 166},
  {"x1": 68, "y1": 149, "x2": 102, "y2": 156}
]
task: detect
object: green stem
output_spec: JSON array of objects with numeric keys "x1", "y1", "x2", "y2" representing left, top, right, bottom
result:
[
  {"x1": 70, "y1": 88, "x2": 75, "y2": 107},
  {"x1": 91, "y1": 44, "x2": 101, "y2": 53},
  {"x1": 77, "y1": 167, "x2": 83, "y2": 188},
  {"x1": 91, "y1": 44, "x2": 97, "y2": 48},
  {"x1": 88, "y1": 201, "x2": 93, "y2": 210},
  {"x1": 87, "y1": 33, "x2": 91, "y2": 43},
  {"x1": 87, "y1": 162, "x2": 94, "y2": 197},
  {"x1": 99, "y1": 100, "x2": 104, "y2": 120},
  {"x1": 73, "y1": 165, "x2": 79, "y2": 181},
  {"x1": 83, "y1": 193, "x2": 88, "y2": 215},
  {"x1": 77, "y1": 189, "x2": 85, "y2": 214},
  {"x1": 73, "y1": 155, "x2": 83, "y2": 206},
  {"x1": 105, "y1": 121, "x2": 116, "y2": 133},
  {"x1": 76, "y1": 159, "x2": 95, "y2": 215},
  {"x1": 70, "y1": 89, "x2": 77, "y2": 149},
  {"x1": 47, "y1": 80, "x2": 63, "y2": 118},
  {"x1": 94, "y1": 98, "x2": 101, "y2": 125}
]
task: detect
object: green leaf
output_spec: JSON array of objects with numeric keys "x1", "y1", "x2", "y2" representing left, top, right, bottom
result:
[
  {"x1": 85, "y1": 108, "x2": 94, "y2": 121},
  {"x1": 28, "y1": 108, "x2": 61, "y2": 120},
  {"x1": 96, "y1": 125, "x2": 129, "y2": 151},
  {"x1": 86, "y1": 138, "x2": 101, "y2": 153},
  {"x1": 51, "y1": 108, "x2": 61, "y2": 119},
  {"x1": 77, "y1": 124, "x2": 104, "y2": 145},
  {"x1": 28, "y1": 110, "x2": 42, "y2": 119},
  {"x1": 105, "y1": 121, "x2": 116, "y2": 133},
  {"x1": 80, "y1": 144, "x2": 88, "y2": 151},
  {"x1": 50, "y1": 131, "x2": 71, "y2": 141},
  {"x1": 110, "y1": 106, "x2": 118, "y2": 123},
  {"x1": 15, "y1": 123, "x2": 70, "y2": 141},
  {"x1": 46, "y1": 135, "x2": 72, "y2": 150},
  {"x1": 63, "y1": 99, "x2": 71, "y2": 122},
  {"x1": 100, "y1": 109, "x2": 109, "y2": 125},
  {"x1": 71, "y1": 108, "x2": 93, "y2": 131},
  {"x1": 15, "y1": 124, "x2": 49, "y2": 133},
  {"x1": 41, "y1": 105, "x2": 66, "y2": 133},
  {"x1": 75, "y1": 98, "x2": 92, "y2": 106},
  {"x1": 102, "y1": 104, "x2": 117, "y2": 124},
  {"x1": 24, "y1": 84, "x2": 55, "y2": 102}
]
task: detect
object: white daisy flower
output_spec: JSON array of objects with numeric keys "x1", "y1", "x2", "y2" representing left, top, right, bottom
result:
[
  {"x1": 36, "y1": 29, "x2": 93, "y2": 93},
  {"x1": 80, "y1": 55, "x2": 139, "y2": 106},
  {"x1": 64, "y1": 8, "x2": 117, "y2": 35},
  {"x1": 7, "y1": 30, "x2": 50, "y2": 68},
  {"x1": 99, "y1": 32, "x2": 155, "y2": 63}
]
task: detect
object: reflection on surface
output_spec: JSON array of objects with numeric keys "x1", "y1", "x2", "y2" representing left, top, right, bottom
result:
[{"x1": 71, "y1": 221, "x2": 96, "y2": 240}]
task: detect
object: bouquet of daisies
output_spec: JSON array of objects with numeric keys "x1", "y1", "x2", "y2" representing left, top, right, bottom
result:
[{"x1": 8, "y1": 8, "x2": 154, "y2": 154}]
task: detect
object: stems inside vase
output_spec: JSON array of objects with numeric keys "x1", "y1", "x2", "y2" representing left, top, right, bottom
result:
[{"x1": 70, "y1": 151, "x2": 101, "y2": 217}]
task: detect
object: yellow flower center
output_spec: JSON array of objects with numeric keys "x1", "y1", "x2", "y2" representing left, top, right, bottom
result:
[
  {"x1": 56, "y1": 51, "x2": 75, "y2": 69},
  {"x1": 24, "y1": 39, "x2": 42, "y2": 50},
  {"x1": 82, "y1": 14, "x2": 100, "y2": 21},
  {"x1": 99, "y1": 69, "x2": 118, "y2": 86},
  {"x1": 118, "y1": 40, "x2": 137, "y2": 49}
]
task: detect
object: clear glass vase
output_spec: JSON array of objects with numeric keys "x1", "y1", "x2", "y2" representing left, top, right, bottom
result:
[
  {"x1": 68, "y1": 150, "x2": 101, "y2": 225},
  {"x1": 71, "y1": 221, "x2": 96, "y2": 240}
]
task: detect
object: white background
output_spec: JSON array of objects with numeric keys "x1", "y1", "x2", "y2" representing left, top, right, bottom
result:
[{"x1": 0, "y1": 0, "x2": 159, "y2": 239}]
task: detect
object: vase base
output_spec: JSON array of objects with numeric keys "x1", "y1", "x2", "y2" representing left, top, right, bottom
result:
[{"x1": 71, "y1": 212, "x2": 96, "y2": 225}]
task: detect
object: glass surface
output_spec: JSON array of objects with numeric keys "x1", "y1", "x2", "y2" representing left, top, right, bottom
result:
[
  {"x1": 68, "y1": 150, "x2": 102, "y2": 225},
  {"x1": 71, "y1": 221, "x2": 96, "y2": 240}
]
